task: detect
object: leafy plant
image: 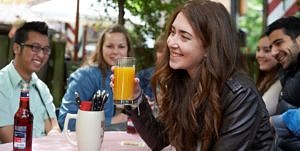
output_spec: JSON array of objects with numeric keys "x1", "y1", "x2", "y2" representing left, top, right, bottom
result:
[
  {"x1": 103, "y1": 0, "x2": 185, "y2": 47},
  {"x1": 238, "y1": 0, "x2": 263, "y2": 54}
]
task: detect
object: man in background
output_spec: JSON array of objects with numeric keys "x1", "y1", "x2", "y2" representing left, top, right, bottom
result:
[
  {"x1": 0, "y1": 21, "x2": 60, "y2": 143},
  {"x1": 266, "y1": 16, "x2": 300, "y2": 151}
]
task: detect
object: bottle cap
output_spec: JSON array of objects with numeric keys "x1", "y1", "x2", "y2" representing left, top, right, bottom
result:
[
  {"x1": 80, "y1": 101, "x2": 92, "y2": 111},
  {"x1": 21, "y1": 82, "x2": 29, "y2": 91}
]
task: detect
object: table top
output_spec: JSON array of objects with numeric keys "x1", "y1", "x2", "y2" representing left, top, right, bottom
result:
[{"x1": 0, "y1": 131, "x2": 173, "y2": 151}]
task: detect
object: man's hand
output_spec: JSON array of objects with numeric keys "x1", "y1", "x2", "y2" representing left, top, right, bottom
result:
[
  {"x1": 0, "y1": 125, "x2": 13, "y2": 143},
  {"x1": 45, "y1": 118, "x2": 61, "y2": 136}
]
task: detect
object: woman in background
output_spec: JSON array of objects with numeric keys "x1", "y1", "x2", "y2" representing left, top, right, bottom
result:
[
  {"x1": 137, "y1": 34, "x2": 165, "y2": 101},
  {"x1": 256, "y1": 34, "x2": 282, "y2": 115},
  {"x1": 59, "y1": 24, "x2": 131, "y2": 131}
]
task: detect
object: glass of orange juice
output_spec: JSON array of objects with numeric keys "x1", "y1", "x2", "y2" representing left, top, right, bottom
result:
[{"x1": 114, "y1": 57, "x2": 136, "y2": 108}]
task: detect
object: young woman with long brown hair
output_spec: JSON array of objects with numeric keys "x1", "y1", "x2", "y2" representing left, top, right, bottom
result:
[{"x1": 112, "y1": 0, "x2": 275, "y2": 150}]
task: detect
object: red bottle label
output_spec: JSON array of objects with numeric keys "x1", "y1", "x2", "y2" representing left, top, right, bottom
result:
[{"x1": 13, "y1": 126, "x2": 27, "y2": 149}]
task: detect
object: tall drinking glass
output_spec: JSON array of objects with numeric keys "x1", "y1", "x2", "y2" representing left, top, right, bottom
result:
[{"x1": 114, "y1": 57, "x2": 135, "y2": 108}]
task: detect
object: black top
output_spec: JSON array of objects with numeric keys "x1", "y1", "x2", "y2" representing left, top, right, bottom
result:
[
  {"x1": 130, "y1": 72, "x2": 275, "y2": 151},
  {"x1": 277, "y1": 54, "x2": 300, "y2": 114}
]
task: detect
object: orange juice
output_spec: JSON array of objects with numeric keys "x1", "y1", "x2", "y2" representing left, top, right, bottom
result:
[{"x1": 113, "y1": 66, "x2": 135, "y2": 102}]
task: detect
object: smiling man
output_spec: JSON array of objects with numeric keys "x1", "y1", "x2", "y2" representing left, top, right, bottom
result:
[
  {"x1": 266, "y1": 16, "x2": 300, "y2": 151},
  {"x1": 266, "y1": 16, "x2": 300, "y2": 113},
  {"x1": 0, "y1": 21, "x2": 60, "y2": 143}
]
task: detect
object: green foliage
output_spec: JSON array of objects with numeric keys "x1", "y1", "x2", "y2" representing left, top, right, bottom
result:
[
  {"x1": 104, "y1": 0, "x2": 185, "y2": 46},
  {"x1": 125, "y1": 0, "x2": 185, "y2": 39},
  {"x1": 238, "y1": 0, "x2": 263, "y2": 54},
  {"x1": 296, "y1": 11, "x2": 300, "y2": 17}
]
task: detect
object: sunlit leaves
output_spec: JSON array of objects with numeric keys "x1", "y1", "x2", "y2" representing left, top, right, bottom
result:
[{"x1": 238, "y1": 0, "x2": 263, "y2": 53}]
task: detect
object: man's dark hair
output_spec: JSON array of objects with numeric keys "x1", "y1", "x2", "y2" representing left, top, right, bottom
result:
[
  {"x1": 266, "y1": 16, "x2": 300, "y2": 40},
  {"x1": 13, "y1": 21, "x2": 49, "y2": 44}
]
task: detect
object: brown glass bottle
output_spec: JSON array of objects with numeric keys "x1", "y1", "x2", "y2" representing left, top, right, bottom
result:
[{"x1": 13, "y1": 84, "x2": 33, "y2": 151}]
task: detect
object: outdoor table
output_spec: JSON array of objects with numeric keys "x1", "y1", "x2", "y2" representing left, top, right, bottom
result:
[{"x1": 0, "y1": 131, "x2": 173, "y2": 151}]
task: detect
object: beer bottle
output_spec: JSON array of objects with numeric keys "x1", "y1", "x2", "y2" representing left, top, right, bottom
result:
[{"x1": 13, "y1": 83, "x2": 33, "y2": 151}]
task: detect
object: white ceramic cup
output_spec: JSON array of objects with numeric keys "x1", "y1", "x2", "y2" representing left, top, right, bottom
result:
[{"x1": 63, "y1": 110, "x2": 105, "y2": 151}]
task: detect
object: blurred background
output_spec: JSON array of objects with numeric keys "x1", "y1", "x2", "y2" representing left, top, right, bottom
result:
[{"x1": 0, "y1": 0, "x2": 299, "y2": 107}]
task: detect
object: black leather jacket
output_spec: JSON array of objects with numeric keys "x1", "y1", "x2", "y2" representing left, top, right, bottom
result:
[
  {"x1": 276, "y1": 54, "x2": 300, "y2": 114},
  {"x1": 130, "y1": 73, "x2": 275, "y2": 151}
]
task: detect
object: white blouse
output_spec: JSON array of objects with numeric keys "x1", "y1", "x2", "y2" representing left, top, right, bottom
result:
[{"x1": 262, "y1": 79, "x2": 282, "y2": 115}]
